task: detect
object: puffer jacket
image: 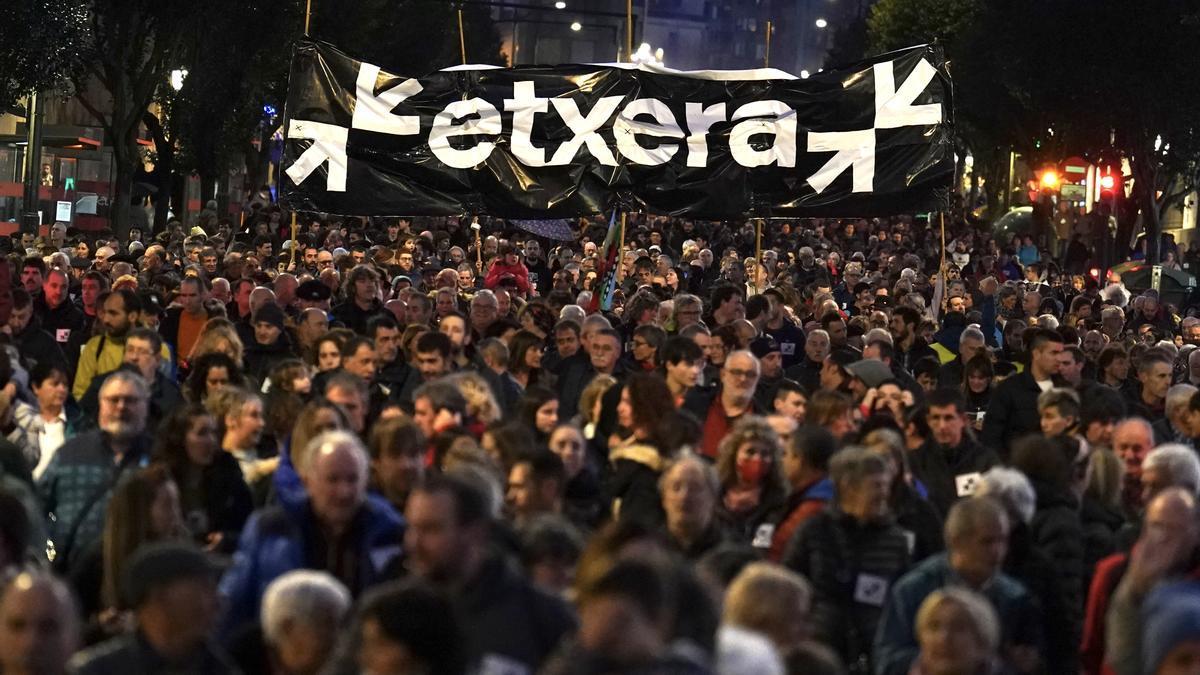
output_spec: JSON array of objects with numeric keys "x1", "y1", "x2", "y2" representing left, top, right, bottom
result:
[
  {"x1": 605, "y1": 439, "x2": 666, "y2": 529},
  {"x1": 782, "y1": 507, "x2": 911, "y2": 672},
  {"x1": 1029, "y1": 479, "x2": 1085, "y2": 674}
]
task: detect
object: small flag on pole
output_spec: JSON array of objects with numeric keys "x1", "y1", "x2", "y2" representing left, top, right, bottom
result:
[{"x1": 590, "y1": 210, "x2": 622, "y2": 313}]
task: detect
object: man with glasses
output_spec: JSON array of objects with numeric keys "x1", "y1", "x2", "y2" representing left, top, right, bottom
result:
[
  {"x1": 39, "y1": 370, "x2": 153, "y2": 569},
  {"x1": 684, "y1": 349, "x2": 763, "y2": 459}
]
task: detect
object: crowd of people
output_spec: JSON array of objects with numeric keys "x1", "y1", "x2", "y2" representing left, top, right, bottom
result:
[{"x1": 2, "y1": 203, "x2": 1200, "y2": 675}]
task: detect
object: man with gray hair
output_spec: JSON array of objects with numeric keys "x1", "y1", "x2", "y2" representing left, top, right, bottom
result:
[
  {"x1": 783, "y1": 446, "x2": 911, "y2": 670},
  {"x1": 40, "y1": 370, "x2": 153, "y2": 568},
  {"x1": 220, "y1": 430, "x2": 403, "y2": 635},
  {"x1": 938, "y1": 325, "x2": 987, "y2": 388},
  {"x1": 1154, "y1": 384, "x2": 1198, "y2": 446},
  {"x1": 1141, "y1": 444, "x2": 1200, "y2": 500},
  {"x1": 874, "y1": 496, "x2": 1042, "y2": 675},
  {"x1": 259, "y1": 570, "x2": 351, "y2": 675}
]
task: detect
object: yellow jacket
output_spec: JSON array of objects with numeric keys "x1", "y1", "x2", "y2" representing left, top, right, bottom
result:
[{"x1": 73, "y1": 334, "x2": 171, "y2": 400}]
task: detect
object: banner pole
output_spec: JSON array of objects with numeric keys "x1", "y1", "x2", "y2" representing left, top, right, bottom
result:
[
  {"x1": 304, "y1": 0, "x2": 312, "y2": 35},
  {"x1": 289, "y1": 213, "x2": 298, "y2": 271},
  {"x1": 764, "y1": 20, "x2": 771, "y2": 68},
  {"x1": 473, "y1": 217, "x2": 483, "y2": 274},
  {"x1": 755, "y1": 219, "x2": 763, "y2": 294},
  {"x1": 939, "y1": 211, "x2": 948, "y2": 312},
  {"x1": 616, "y1": 212, "x2": 628, "y2": 282},
  {"x1": 626, "y1": 0, "x2": 633, "y2": 62},
  {"x1": 457, "y1": 8, "x2": 467, "y2": 65}
]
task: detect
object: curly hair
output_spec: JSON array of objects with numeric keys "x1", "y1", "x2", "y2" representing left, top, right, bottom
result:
[{"x1": 714, "y1": 416, "x2": 787, "y2": 497}]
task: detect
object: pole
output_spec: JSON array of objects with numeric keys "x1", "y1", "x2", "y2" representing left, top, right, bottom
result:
[
  {"x1": 939, "y1": 211, "x2": 948, "y2": 312},
  {"x1": 764, "y1": 20, "x2": 772, "y2": 68},
  {"x1": 304, "y1": 0, "x2": 312, "y2": 35},
  {"x1": 754, "y1": 219, "x2": 763, "y2": 294},
  {"x1": 458, "y1": 8, "x2": 468, "y2": 64},
  {"x1": 288, "y1": 212, "x2": 298, "y2": 271},
  {"x1": 472, "y1": 217, "x2": 483, "y2": 274},
  {"x1": 625, "y1": 0, "x2": 633, "y2": 62},
  {"x1": 616, "y1": 212, "x2": 628, "y2": 281},
  {"x1": 20, "y1": 91, "x2": 44, "y2": 235}
]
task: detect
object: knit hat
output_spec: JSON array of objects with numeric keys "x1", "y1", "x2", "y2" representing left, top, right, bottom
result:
[
  {"x1": 122, "y1": 542, "x2": 222, "y2": 608},
  {"x1": 253, "y1": 303, "x2": 286, "y2": 331},
  {"x1": 1143, "y1": 581, "x2": 1200, "y2": 674},
  {"x1": 749, "y1": 336, "x2": 781, "y2": 359},
  {"x1": 845, "y1": 359, "x2": 893, "y2": 388}
]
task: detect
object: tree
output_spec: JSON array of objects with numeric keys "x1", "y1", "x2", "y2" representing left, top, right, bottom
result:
[
  {"x1": 0, "y1": 0, "x2": 89, "y2": 111},
  {"x1": 69, "y1": 0, "x2": 205, "y2": 237}
]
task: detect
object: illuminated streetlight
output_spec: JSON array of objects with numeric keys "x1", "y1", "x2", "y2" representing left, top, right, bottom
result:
[
  {"x1": 1040, "y1": 170, "x2": 1060, "y2": 190},
  {"x1": 169, "y1": 68, "x2": 188, "y2": 91},
  {"x1": 800, "y1": 69, "x2": 810, "y2": 78},
  {"x1": 570, "y1": 21, "x2": 581, "y2": 31},
  {"x1": 554, "y1": 1, "x2": 566, "y2": 8},
  {"x1": 815, "y1": 18, "x2": 827, "y2": 28}
]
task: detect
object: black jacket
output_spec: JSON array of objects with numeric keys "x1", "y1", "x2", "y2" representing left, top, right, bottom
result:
[
  {"x1": 14, "y1": 320, "x2": 69, "y2": 386},
  {"x1": 554, "y1": 352, "x2": 594, "y2": 421},
  {"x1": 782, "y1": 508, "x2": 912, "y2": 670},
  {"x1": 981, "y1": 371, "x2": 1062, "y2": 459},
  {"x1": 172, "y1": 450, "x2": 255, "y2": 553},
  {"x1": 1029, "y1": 479, "x2": 1085, "y2": 674},
  {"x1": 454, "y1": 555, "x2": 577, "y2": 673},
  {"x1": 909, "y1": 436, "x2": 999, "y2": 517},
  {"x1": 69, "y1": 632, "x2": 237, "y2": 675},
  {"x1": 605, "y1": 440, "x2": 665, "y2": 529},
  {"x1": 242, "y1": 334, "x2": 297, "y2": 386},
  {"x1": 35, "y1": 295, "x2": 86, "y2": 373},
  {"x1": 331, "y1": 298, "x2": 389, "y2": 336},
  {"x1": 890, "y1": 481, "x2": 945, "y2": 563}
]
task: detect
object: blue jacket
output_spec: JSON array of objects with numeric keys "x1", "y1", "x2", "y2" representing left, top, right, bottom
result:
[
  {"x1": 872, "y1": 553, "x2": 1042, "y2": 675},
  {"x1": 219, "y1": 497, "x2": 404, "y2": 637}
]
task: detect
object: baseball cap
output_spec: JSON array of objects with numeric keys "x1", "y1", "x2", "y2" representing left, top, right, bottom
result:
[
  {"x1": 846, "y1": 359, "x2": 893, "y2": 388},
  {"x1": 749, "y1": 336, "x2": 781, "y2": 359}
]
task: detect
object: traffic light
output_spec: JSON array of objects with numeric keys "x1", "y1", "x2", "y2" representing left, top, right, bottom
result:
[
  {"x1": 1099, "y1": 173, "x2": 1118, "y2": 199},
  {"x1": 1040, "y1": 169, "x2": 1060, "y2": 191}
]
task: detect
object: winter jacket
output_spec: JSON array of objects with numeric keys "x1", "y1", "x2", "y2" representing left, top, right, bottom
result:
[
  {"x1": 717, "y1": 481, "x2": 788, "y2": 552},
  {"x1": 218, "y1": 497, "x2": 404, "y2": 636},
  {"x1": 242, "y1": 334, "x2": 297, "y2": 386},
  {"x1": 890, "y1": 481, "x2": 944, "y2": 563},
  {"x1": 38, "y1": 430, "x2": 153, "y2": 568},
  {"x1": 872, "y1": 554, "x2": 1042, "y2": 675},
  {"x1": 1080, "y1": 552, "x2": 1128, "y2": 675},
  {"x1": 1082, "y1": 496, "x2": 1127, "y2": 582},
  {"x1": 331, "y1": 298, "x2": 390, "y2": 336},
  {"x1": 454, "y1": 554, "x2": 577, "y2": 673},
  {"x1": 69, "y1": 631, "x2": 237, "y2": 675},
  {"x1": 171, "y1": 450, "x2": 255, "y2": 553},
  {"x1": 72, "y1": 333, "x2": 172, "y2": 400},
  {"x1": 35, "y1": 295, "x2": 86, "y2": 373},
  {"x1": 769, "y1": 477, "x2": 834, "y2": 562},
  {"x1": 782, "y1": 508, "x2": 912, "y2": 672},
  {"x1": 909, "y1": 437, "x2": 999, "y2": 518},
  {"x1": 484, "y1": 260, "x2": 531, "y2": 295},
  {"x1": 981, "y1": 371, "x2": 1060, "y2": 459},
  {"x1": 606, "y1": 440, "x2": 666, "y2": 529},
  {"x1": 1029, "y1": 479, "x2": 1085, "y2": 674},
  {"x1": 14, "y1": 321, "x2": 69, "y2": 388}
]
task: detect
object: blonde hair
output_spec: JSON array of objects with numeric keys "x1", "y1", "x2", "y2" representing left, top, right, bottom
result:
[
  {"x1": 915, "y1": 587, "x2": 1001, "y2": 654},
  {"x1": 448, "y1": 371, "x2": 501, "y2": 425},
  {"x1": 189, "y1": 317, "x2": 244, "y2": 365},
  {"x1": 723, "y1": 562, "x2": 812, "y2": 647},
  {"x1": 1085, "y1": 447, "x2": 1124, "y2": 511},
  {"x1": 578, "y1": 374, "x2": 617, "y2": 425}
]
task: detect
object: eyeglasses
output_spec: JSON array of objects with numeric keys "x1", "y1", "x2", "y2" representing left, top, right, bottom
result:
[{"x1": 724, "y1": 368, "x2": 758, "y2": 380}]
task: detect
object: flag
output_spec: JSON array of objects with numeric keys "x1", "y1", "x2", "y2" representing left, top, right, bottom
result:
[
  {"x1": 510, "y1": 219, "x2": 576, "y2": 241},
  {"x1": 590, "y1": 211, "x2": 622, "y2": 313}
]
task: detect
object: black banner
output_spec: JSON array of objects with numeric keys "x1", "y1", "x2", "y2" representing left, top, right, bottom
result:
[{"x1": 281, "y1": 39, "x2": 954, "y2": 219}]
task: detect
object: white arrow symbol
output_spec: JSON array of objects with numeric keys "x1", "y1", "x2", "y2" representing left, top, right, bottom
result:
[
  {"x1": 806, "y1": 128, "x2": 875, "y2": 194},
  {"x1": 285, "y1": 120, "x2": 349, "y2": 192},
  {"x1": 351, "y1": 62, "x2": 423, "y2": 136},
  {"x1": 874, "y1": 58, "x2": 941, "y2": 129}
]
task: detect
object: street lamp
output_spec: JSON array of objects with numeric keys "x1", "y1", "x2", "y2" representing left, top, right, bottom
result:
[
  {"x1": 554, "y1": 1, "x2": 565, "y2": 8},
  {"x1": 815, "y1": 18, "x2": 827, "y2": 28},
  {"x1": 169, "y1": 68, "x2": 188, "y2": 92},
  {"x1": 800, "y1": 69, "x2": 810, "y2": 78},
  {"x1": 570, "y1": 20, "x2": 581, "y2": 31}
]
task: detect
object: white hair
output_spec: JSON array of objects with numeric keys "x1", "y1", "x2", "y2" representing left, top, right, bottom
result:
[
  {"x1": 1166, "y1": 384, "x2": 1198, "y2": 418},
  {"x1": 864, "y1": 328, "x2": 893, "y2": 345},
  {"x1": 1145, "y1": 444, "x2": 1200, "y2": 497},
  {"x1": 261, "y1": 570, "x2": 351, "y2": 645},
  {"x1": 559, "y1": 304, "x2": 586, "y2": 324},
  {"x1": 1037, "y1": 314, "x2": 1059, "y2": 330},
  {"x1": 976, "y1": 467, "x2": 1037, "y2": 524},
  {"x1": 301, "y1": 429, "x2": 369, "y2": 477}
]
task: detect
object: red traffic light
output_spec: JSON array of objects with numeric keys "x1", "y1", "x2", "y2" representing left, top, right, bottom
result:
[{"x1": 1099, "y1": 175, "x2": 1116, "y2": 190}]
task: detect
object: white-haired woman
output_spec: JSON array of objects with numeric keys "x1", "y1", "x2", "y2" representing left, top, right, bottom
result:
[{"x1": 254, "y1": 570, "x2": 351, "y2": 675}]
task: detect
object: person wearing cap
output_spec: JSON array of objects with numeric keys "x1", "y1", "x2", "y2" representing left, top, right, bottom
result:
[
  {"x1": 484, "y1": 242, "x2": 530, "y2": 297},
  {"x1": 219, "y1": 431, "x2": 403, "y2": 636},
  {"x1": 750, "y1": 335, "x2": 786, "y2": 412},
  {"x1": 295, "y1": 278, "x2": 332, "y2": 313},
  {"x1": 332, "y1": 265, "x2": 389, "y2": 336},
  {"x1": 243, "y1": 303, "x2": 296, "y2": 386},
  {"x1": 69, "y1": 542, "x2": 236, "y2": 674}
]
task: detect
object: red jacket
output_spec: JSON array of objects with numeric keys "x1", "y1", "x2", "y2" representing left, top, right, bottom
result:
[
  {"x1": 484, "y1": 260, "x2": 531, "y2": 295},
  {"x1": 1080, "y1": 551, "x2": 1127, "y2": 675}
]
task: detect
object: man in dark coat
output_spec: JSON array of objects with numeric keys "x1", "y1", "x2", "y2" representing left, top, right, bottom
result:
[
  {"x1": 911, "y1": 388, "x2": 1000, "y2": 517},
  {"x1": 982, "y1": 328, "x2": 1065, "y2": 459}
]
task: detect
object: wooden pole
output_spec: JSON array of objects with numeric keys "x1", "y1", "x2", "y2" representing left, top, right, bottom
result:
[
  {"x1": 754, "y1": 219, "x2": 763, "y2": 294},
  {"x1": 939, "y1": 211, "x2": 948, "y2": 312},
  {"x1": 473, "y1": 217, "x2": 483, "y2": 274},
  {"x1": 457, "y1": 8, "x2": 467, "y2": 65},
  {"x1": 288, "y1": 212, "x2": 298, "y2": 271},
  {"x1": 764, "y1": 20, "x2": 772, "y2": 68},
  {"x1": 626, "y1": 0, "x2": 634, "y2": 62},
  {"x1": 616, "y1": 212, "x2": 628, "y2": 281},
  {"x1": 304, "y1": 0, "x2": 312, "y2": 35}
]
